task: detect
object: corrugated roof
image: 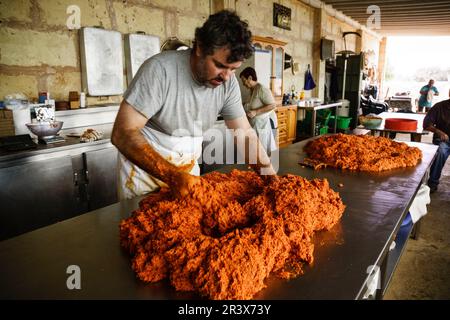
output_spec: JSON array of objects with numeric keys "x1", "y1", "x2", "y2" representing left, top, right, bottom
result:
[{"x1": 321, "y1": 0, "x2": 450, "y2": 35}]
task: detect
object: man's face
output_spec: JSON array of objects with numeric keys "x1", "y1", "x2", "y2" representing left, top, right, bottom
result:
[
  {"x1": 192, "y1": 46, "x2": 242, "y2": 88},
  {"x1": 429, "y1": 80, "x2": 435, "y2": 86}
]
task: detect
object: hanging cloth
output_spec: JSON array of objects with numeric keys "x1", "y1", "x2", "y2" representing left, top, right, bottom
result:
[{"x1": 304, "y1": 64, "x2": 316, "y2": 90}]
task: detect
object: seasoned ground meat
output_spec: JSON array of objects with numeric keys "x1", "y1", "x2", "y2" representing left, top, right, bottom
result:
[
  {"x1": 304, "y1": 134, "x2": 422, "y2": 172},
  {"x1": 120, "y1": 170, "x2": 345, "y2": 299}
]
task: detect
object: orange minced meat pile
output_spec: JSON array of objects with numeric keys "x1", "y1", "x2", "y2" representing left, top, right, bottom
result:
[
  {"x1": 304, "y1": 134, "x2": 422, "y2": 172},
  {"x1": 120, "y1": 170, "x2": 345, "y2": 300}
]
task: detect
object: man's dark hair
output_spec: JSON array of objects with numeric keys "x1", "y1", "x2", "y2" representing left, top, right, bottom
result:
[
  {"x1": 194, "y1": 10, "x2": 253, "y2": 63},
  {"x1": 239, "y1": 67, "x2": 257, "y2": 81}
]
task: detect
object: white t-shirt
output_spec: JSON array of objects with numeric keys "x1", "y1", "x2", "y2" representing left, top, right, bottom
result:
[{"x1": 124, "y1": 49, "x2": 245, "y2": 137}]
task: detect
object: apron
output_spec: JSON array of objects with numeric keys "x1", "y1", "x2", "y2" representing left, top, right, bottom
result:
[
  {"x1": 117, "y1": 126, "x2": 203, "y2": 200},
  {"x1": 249, "y1": 110, "x2": 277, "y2": 154}
]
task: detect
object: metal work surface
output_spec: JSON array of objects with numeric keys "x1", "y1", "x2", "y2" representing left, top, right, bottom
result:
[
  {"x1": 0, "y1": 136, "x2": 112, "y2": 168},
  {"x1": 0, "y1": 137, "x2": 438, "y2": 299}
]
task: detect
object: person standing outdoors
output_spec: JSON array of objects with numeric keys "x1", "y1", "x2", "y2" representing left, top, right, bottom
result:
[{"x1": 418, "y1": 79, "x2": 439, "y2": 113}]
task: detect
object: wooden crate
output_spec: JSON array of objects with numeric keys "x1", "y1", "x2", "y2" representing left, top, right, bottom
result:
[{"x1": 0, "y1": 110, "x2": 15, "y2": 137}]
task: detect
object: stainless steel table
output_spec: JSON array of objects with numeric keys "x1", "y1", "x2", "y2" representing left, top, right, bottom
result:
[
  {"x1": 0, "y1": 138, "x2": 438, "y2": 299},
  {"x1": 297, "y1": 102, "x2": 342, "y2": 137}
]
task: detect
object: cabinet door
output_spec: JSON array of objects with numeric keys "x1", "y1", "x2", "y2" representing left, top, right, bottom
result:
[
  {"x1": 275, "y1": 109, "x2": 288, "y2": 146},
  {"x1": 0, "y1": 156, "x2": 79, "y2": 240},
  {"x1": 251, "y1": 37, "x2": 287, "y2": 99},
  {"x1": 287, "y1": 107, "x2": 297, "y2": 143},
  {"x1": 274, "y1": 47, "x2": 284, "y2": 97},
  {"x1": 254, "y1": 50, "x2": 272, "y2": 90},
  {"x1": 83, "y1": 147, "x2": 118, "y2": 211}
]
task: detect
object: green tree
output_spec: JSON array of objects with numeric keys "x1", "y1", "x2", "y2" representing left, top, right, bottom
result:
[
  {"x1": 414, "y1": 66, "x2": 449, "y2": 82},
  {"x1": 384, "y1": 58, "x2": 395, "y2": 81}
]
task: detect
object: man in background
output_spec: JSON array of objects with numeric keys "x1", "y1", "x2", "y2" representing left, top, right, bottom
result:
[
  {"x1": 423, "y1": 89, "x2": 450, "y2": 193},
  {"x1": 418, "y1": 79, "x2": 439, "y2": 113}
]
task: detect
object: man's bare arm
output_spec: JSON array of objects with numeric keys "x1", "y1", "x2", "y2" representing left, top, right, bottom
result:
[
  {"x1": 111, "y1": 100, "x2": 199, "y2": 196},
  {"x1": 225, "y1": 115, "x2": 277, "y2": 176},
  {"x1": 425, "y1": 125, "x2": 449, "y2": 142}
]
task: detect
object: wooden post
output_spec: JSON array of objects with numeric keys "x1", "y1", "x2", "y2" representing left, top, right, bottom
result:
[
  {"x1": 378, "y1": 37, "x2": 388, "y2": 99},
  {"x1": 312, "y1": 7, "x2": 326, "y2": 101}
]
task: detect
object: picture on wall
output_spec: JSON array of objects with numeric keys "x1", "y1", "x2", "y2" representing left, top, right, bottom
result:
[{"x1": 273, "y1": 3, "x2": 291, "y2": 30}]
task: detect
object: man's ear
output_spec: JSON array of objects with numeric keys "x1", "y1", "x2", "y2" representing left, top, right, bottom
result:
[{"x1": 195, "y1": 41, "x2": 203, "y2": 57}]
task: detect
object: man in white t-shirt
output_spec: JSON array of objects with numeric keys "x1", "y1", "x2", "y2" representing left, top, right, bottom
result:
[{"x1": 112, "y1": 10, "x2": 277, "y2": 199}]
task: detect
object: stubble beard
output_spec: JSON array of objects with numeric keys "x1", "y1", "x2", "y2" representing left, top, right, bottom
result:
[{"x1": 193, "y1": 55, "x2": 223, "y2": 88}]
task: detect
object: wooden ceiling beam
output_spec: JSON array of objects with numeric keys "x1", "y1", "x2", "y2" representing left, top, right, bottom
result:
[
  {"x1": 340, "y1": 7, "x2": 450, "y2": 14},
  {"x1": 324, "y1": 0, "x2": 449, "y2": 5}
]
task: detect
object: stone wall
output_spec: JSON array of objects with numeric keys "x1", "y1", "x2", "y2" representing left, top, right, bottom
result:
[
  {"x1": 0, "y1": 0, "x2": 380, "y2": 103},
  {"x1": 0, "y1": 0, "x2": 210, "y2": 103}
]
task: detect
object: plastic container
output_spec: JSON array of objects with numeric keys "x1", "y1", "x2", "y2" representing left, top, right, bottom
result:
[
  {"x1": 337, "y1": 99, "x2": 350, "y2": 117},
  {"x1": 336, "y1": 116, "x2": 352, "y2": 130},
  {"x1": 80, "y1": 92, "x2": 86, "y2": 108},
  {"x1": 299, "y1": 90, "x2": 305, "y2": 100},
  {"x1": 305, "y1": 109, "x2": 331, "y2": 127},
  {"x1": 4, "y1": 99, "x2": 31, "y2": 135},
  {"x1": 359, "y1": 115, "x2": 382, "y2": 129},
  {"x1": 385, "y1": 118, "x2": 417, "y2": 131},
  {"x1": 319, "y1": 126, "x2": 328, "y2": 135}
]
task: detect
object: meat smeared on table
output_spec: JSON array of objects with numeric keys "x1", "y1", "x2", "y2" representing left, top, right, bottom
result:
[
  {"x1": 303, "y1": 134, "x2": 422, "y2": 172},
  {"x1": 120, "y1": 170, "x2": 345, "y2": 300}
]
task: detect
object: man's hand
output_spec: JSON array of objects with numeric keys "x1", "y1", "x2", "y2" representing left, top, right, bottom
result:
[
  {"x1": 436, "y1": 129, "x2": 449, "y2": 142},
  {"x1": 250, "y1": 163, "x2": 279, "y2": 184},
  {"x1": 169, "y1": 171, "x2": 201, "y2": 198}
]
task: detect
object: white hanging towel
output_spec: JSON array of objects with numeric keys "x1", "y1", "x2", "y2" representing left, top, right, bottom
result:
[
  {"x1": 118, "y1": 126, "x2": 203, "y2": 200},
  {"x1": 409, "y1": 184, "x2": 431, "y2": 224}
]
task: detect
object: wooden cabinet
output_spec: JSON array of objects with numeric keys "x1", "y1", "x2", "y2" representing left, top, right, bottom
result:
[
  {"x1": 252, "y1": 36, "x2": 287, "y2": 99},
  {"x1": 275, "y1": 106, "x2": 297, "y2": 147},
  {"x1": 236, "y1": 36, "x2": 287, "y2": 105},
  {"x1": 250, "y1": 37, "x2": 297, "y2": 148},
  {"x1": 286, "y1": 107, "x2": 297, "y2": 144}
]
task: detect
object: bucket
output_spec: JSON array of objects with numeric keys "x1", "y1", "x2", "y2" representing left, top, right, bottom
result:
[
  {"x1": 337, "y1": 99, "x2": 350, "y2": 117},
  {"x1": 305, "y1": 109, "x2": 331, "y2": 126},
  {"x1": 336, "y1": 116, "x2": 351, "y2": 130}
]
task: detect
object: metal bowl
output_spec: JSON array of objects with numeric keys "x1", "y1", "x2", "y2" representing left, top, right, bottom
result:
[{"x1": 26, "y1": 121, "x2": 64, "y2": 138}]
